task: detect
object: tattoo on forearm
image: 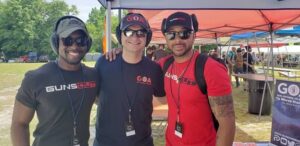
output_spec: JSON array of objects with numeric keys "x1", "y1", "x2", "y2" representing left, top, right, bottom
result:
[{"x1": 208, "y1": 94, "x2": 235, "y2": 117}]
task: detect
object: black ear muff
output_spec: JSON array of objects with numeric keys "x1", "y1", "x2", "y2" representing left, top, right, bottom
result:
[
  {"x1": 161, "y1": 18, "x2": 167, "y2": 33},
  {"x1": 50, "y1": 33, "x2": 59, "y2": 54},
  {"x1": 191, "y1": 14, "x2": 199, "y2": 32},
  {"x1": 116, "y1": 24, "x2": 122, "y2": 45},
  {"x1": 145, "y1": 30, "x2": 152, "y2": 47},
  {"x1": 50, "y1": 15, "x2": 92, "y2": 54}
]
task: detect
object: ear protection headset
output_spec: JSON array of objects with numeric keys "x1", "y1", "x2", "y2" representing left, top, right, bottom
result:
[
  {"x1": 116, "y1": 13, "x2": 152, "y2": 46},
  {"x1": 161, "y1": 14, "x2": 198, "y2": 33},
  {"x1": 50, "y1": 15, "x2": 92, "y2": 54}
]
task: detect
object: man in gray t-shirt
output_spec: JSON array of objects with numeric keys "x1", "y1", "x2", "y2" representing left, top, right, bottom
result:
[{"x1": 11, "y1": 16, "x2": 99, "y2": 146}]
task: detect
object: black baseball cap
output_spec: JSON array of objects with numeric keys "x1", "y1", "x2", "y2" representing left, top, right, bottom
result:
[
  {"x1": 164, "y1": 12, "x2": 195, "y2": 32},
  {"x1": 120, "y1": 13, "x2": 150, "y2": 32}
]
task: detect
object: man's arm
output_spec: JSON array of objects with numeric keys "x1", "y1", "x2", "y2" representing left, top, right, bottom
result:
[
  {"x1": 11, "y1": 100, "x2": 35, "y2": 146},
  {"x1": 153, "y1": 96, "x2": 167, "y2": 104},
  {"x1": 208, "y1": 94, "x2": 236, "y2": 146}
]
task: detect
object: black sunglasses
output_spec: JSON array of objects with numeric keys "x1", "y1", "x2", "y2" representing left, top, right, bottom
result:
[
  {"x1": 164, "y1": 31, "x2": 193, "y2": 40},
  {"x1": 61, "y1": 36, "x2": 87, "y2": 47},
  {"x1": 123, "y1": 29, "x2": 147, "y2": 38}
]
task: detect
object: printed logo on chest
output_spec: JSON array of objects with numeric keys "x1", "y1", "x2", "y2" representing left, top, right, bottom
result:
[
  {"x1": 45, "y1": 81, "x2": 96, "y2": 93},
  {"x1": 165, "y1": 72, "x2": 196, "y2": 86},
  {"x1": 136, "y1": 75, "x2": 152, "y2": 85}
]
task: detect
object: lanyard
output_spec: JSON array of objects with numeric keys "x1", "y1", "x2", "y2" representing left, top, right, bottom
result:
[
  {"x1": 120, "y1": 59, "x2": 141, "y2": 117},
  {"x1": 169, "y1": 52, "x2": 194, "y2": 121},
  {"x1": 55, "y1": 62, "x2": 85, "y2": 138}
]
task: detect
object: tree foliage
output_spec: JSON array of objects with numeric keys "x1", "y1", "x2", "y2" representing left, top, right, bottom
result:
[
  {"x1": 0, "y1": 0, "x2": 122, "y2": 58},
  {"x1": 86, "y1": 7, "x2": 119, "y2": 53},
  {"x1": 0, "y1": 0, "x2": 78, "y2": 59}
]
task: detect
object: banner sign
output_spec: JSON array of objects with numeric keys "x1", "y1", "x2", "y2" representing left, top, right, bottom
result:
[{"x1": 270, "y1": 80, "x2": 300, "y2": 146}]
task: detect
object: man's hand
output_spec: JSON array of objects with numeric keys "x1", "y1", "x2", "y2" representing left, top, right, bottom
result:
[{"x1": 105, "y1": 48, "x2": 122, "y2": 62}]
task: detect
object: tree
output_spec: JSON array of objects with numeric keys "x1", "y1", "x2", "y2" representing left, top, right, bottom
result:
[
  {"x1": 0, "y1": 0, "x2": 78, "y2": 59},
  {"x1": 86, "y1": 7, "x2": 120, "y2": 53}
]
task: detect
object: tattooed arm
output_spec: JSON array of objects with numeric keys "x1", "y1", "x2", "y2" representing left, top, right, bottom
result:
[{"x1": 209, "y1": 94, "x2": 236, "y2": 146}]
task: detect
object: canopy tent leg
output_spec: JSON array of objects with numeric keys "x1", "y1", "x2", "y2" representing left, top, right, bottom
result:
[
  {"x1": 258, "y1": 23, "x2": 275, "y2": 118},
  {"x1": 105, "y1": 1, "x2": 112, "y2": 53}
]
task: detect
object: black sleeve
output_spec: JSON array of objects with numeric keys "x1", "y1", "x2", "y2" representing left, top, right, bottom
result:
[
  {"x1": 248, "y1": 54, "x2": 254, "y2": 65},
  {"x1": 16, "y1": 71, "x2": 37, "y2": 109},
  {"x1": 152, "y1": 63, "x2": 166, "y2": 97}
]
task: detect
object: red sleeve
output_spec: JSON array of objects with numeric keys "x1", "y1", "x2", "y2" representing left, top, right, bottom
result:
[{"x1": 204, "y1": 58, "x2": 232, "y2": 96}]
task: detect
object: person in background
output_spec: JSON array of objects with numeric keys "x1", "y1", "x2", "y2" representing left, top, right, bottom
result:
[
  {"x1": 243, "y1": 45, "x2": 255, "y2": 73},
  {"x1": 226, "y1": 47, "x2": 237, "y2": 83},
  {"x1": 93, "y1": 13, "x2": 165, "y2": 146},
  {"x1": 234, "y1": 48, "x2": 244, "y2": 87},
  {"x1": 146, "y1": 45, "x2": 155, "y2": 59},
  {"x1": 158, "y1": 11, "x2": 235, "y2": 146},
  {"x1": 153, "y1": 44, "x2": 169, "y2": 61},
  {"x1": 11, "y1": 16, "x2": 99, "y2": 146}
]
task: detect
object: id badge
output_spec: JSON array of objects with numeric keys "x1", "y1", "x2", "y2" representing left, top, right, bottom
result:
[
  {"x1": 125, "y1": 121, "x2": 136, "y2": 136},
  {"x1": 73, "y1": 137, "x2": 80, "y2": 146},
  {"x1": 73, "y1": 126, "x2": 80, "y2": 146},
  {"x1": 174, "y1": 121, "x2": 183, "y2": 138}
]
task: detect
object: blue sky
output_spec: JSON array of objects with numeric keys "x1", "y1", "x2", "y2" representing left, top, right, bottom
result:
[{"x1": 65, "y1": 0, "x2": 101, "y2": 22}]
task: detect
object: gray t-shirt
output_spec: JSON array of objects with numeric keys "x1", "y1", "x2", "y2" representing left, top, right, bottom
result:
[
  {"x1": 16, "y1": 62, "x2": 99, "y2": 146},
  {"x1": 94, "y1": 55, "x2": 165, "y2": 146}
]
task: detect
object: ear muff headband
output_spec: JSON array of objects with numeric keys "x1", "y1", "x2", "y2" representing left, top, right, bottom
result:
[
  {"x1": 161, "y1": 14, "x2": 199, "y2": 33},
  {"x1": 116, "y1": 13, "x2": 152, "y2": 46},
  {"x1": 50, "y1": 15, "x2": 92, "y2": 54}
]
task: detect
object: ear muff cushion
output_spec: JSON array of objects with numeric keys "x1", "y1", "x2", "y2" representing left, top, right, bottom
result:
[
  {"x1": 145, "y1": 31, "x2": 152, "y2": 46},
  {"x1": 87, "y1": 37, "x2": 92, "y2": 52},
  {"x1": 116, "y1": 24, "x2": 122, "y2": 45},
  {"x1": 191, "y1": 14, "x2": 199, "y2": 32},
  {"x1": 50, "y1": 33, "x2": 59, "y2": 54},
  {"x1": 161, "y1": 19, "x2": 167, "y2": 33}
]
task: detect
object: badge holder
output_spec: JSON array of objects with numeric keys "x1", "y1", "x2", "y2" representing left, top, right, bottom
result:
[
  {"x1": 125, "y1": 110, "x2": 136, "y2": 137},
  {"x1": 174, "y1": 114, "x2": 183, "y2": 138},
  {"x1": 73, "y1": 122, "x2": 80, "y2": 146}
]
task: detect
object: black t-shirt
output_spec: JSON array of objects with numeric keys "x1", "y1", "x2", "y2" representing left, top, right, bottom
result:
[
  {"x1": 243, "y1": 52, "x2": 254, "y2": 73},
  {"x1": 94, "y1": 54, "x2": 165, "y2": 146},
  {"x1": 16, "y1": 62, "x2": 99, "y2": 146}
]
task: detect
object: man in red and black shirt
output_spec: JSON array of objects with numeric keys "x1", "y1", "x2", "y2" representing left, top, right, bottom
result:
[{"x1": 158, "y1": 12, "x2": 236, "y2": 146}]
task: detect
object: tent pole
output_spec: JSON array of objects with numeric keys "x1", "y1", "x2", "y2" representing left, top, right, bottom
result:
[
  {"x1": 258, "y1": 23, "x2": 275, "y2": 118},
  {"x1": 118, "y1": 9, "x2": 122, "y2": 48},
  {"x1": 269, "y1": 23, "x2": 275, "y2": 80},
  {"x1": 215, "y1": 33, "x2": 220, "y2": 57},
  {"x1": 105, "y1": 0, "x2": 112, "y2": 52}
]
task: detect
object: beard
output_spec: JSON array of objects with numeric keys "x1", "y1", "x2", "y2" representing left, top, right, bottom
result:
[
  {"x1": 172, "y1": 44, "x2": 193, "y2": 58},
  {"x1": 59, "y1": 49, "x2": 85, "y2": 65}
]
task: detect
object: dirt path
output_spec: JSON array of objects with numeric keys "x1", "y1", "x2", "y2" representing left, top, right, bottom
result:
[{"x1": 0, "y1": 86, "x2": 19, "y2": 146}]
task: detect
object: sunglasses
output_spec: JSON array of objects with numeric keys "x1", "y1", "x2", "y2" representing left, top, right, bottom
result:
[
  {"x1": 123, "y1": 29, "x2": 147, "y2": 38},
  {"x1": 164, "y1": 31, "x2": 193, "y2": 40},
  {"x1": 61, "y1": 36, "x2": 87, "y2": 47}
]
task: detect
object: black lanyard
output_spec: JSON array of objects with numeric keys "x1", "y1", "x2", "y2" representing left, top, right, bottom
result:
[
  {"x1": 169, "y1": 52, "x2": 194, "y2": 121},
  {"x1": 120, "y1": 59, "x2": 141, "y2": 118},
  {"x1": 55, "y1": 62, "x2": 85, "y2": 135}
]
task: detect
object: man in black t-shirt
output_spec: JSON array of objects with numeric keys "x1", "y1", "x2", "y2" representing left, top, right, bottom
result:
[
  {"x1": 11, "y1": 16, "x2": 99, "y2": 146},
  {"x1": 243, "y1": 45, "x2": 255, "y2": 73},
  {"x1": 93, "y1": 13, "x2": 165, "y2": 146}
]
